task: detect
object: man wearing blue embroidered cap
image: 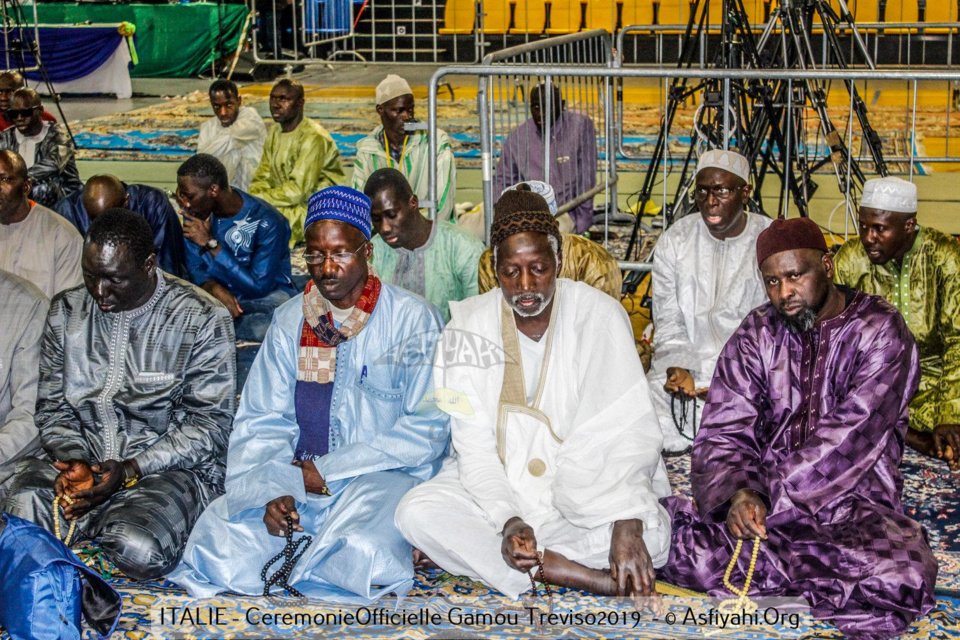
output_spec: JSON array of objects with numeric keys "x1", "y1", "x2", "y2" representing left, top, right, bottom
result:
[{"x1": 169, "y1": 185, "x2": 450, "y2": 602}]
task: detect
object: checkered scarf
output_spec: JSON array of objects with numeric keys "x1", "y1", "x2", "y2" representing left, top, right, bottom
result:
[
  {"x1": 298, "y1": 275, "x2": 382, "y2": 383},
  {"x1": 294, "y1": 275, "x2": 381, "y2": 460}
]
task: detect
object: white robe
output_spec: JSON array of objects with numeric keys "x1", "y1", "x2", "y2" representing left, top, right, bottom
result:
[
  {"x1": 396, "y1": 279, "x2": 671, "y2": 599},
  {"x1": 197, "y1": 106, "x2": 267, "y2": 191},
  {"x1": 647, "y1": 212, "x2": 771, "y2": 447},
  {"x1": 0, "y1": 203, "x2": 82, "y2": 299}
]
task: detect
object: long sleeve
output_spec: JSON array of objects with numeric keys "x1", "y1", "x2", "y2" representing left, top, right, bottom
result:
[
  {"x1": 435, "y1": 131, "x2": 457, "y2": 221},
  {"x1": 0, "y1": 292, "x2": 49, "y2": 472},
  {"x1": 455, "y1": 232, "x2": 483, "y2": 300},
  {"x1": 198, "y1": 110, "x2": 267, "y2": 190},
  {"x1": 493, "y1": 132, "x2": 522, "y2": 198},
  {"x1": 224, "y1": 305, "x2": 305, "y2": 517},
  {"x1": 571, "y1": 118, "x2": 597, "y2": 231},
  {"x1": 139, "y1": 189, "x2": 187, "y2": 278},
  {"x1": 207, "y1": 217, "x2": 290, "y2": 299},
  {"x1": 477, "y1": 249, "x2": 497, "y2": 295},
  {"x1": 131, "y1": 308, "x2": 237, "y2": 477},
  {"x1": 350, "y1": 144, "x2": 374, "y2": 192},
  {"x1": 184, "y1": 239, "x2": 212, "y2": 289},
  {"x1": 934, "y1": 244, "x2": 960, "y2": 424},
  {"x1": 53, "y1": 225, "x2": 83, "y2": 296},
  {"x1": 436, "y1": 324, "x2": 522, "y2": 531},
  {"x1": 249, "y1": 126, "x2": 344, "y2": 209},
  {"x1": 36, "y1": 299, "x2": 90, "y2": 462},
  {"x1": 52, "y1": 192, "x2": 88, "y2": 235},
  {"x1": 552, "y1": 303, "x2": 666, "y2": 531},
  {"x1": 313, "y1": 306, "x2": 449, "y2": 483},
  {"x1": 650, "y1": 229, "x2": 701, "y2": 375},
  {"x1": 779, "y1": 316, "x2": 919, "y2": 515},
  {"x1": 30, "y1": 126, "x2": 82, "y2": 197},
  {"x1": 690, "y1": 316, "x2": 770, "y2": 520}
]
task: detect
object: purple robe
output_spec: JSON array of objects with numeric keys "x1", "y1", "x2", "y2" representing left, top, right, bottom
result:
[
  {"x1": 493, "y1": 111, "x2": 597, "y2": 234},
  {"x1": 659, "y1": 289, "x2": 938, "y2": 640}
]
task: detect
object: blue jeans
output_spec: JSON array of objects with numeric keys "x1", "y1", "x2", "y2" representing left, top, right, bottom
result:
[{"x1": 234, "y1": 289, "x2": 292, "y2": 342}]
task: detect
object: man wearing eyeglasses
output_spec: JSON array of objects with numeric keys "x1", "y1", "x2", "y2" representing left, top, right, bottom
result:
[
  {"x1": 176, "y1": 154, "x2": 295, "y2": 343},
  {"x1": 169, "y1": 185, "x2": 449, "y2": 602},
  {"x1": 647, "y1": 149, "x2": 772, "y2": 456},
  {"x1": 0, "y1": 89, "x2": 81, "y2": 208}
]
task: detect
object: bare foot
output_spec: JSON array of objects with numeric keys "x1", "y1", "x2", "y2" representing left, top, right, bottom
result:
[{"x1": 413, "y1": 549, "x2": 439, "y2": 571}]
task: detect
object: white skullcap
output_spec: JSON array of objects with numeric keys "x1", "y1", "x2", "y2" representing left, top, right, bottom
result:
[
  {"x1": 501, "y1": 180, "x2": 557, "y2": 216},
  {"x1": 696, "y1": 149, "x2": 750, "y2": 183},
  {"x1": 376, "y1": 75, "x2": 413, "y2": 106},
  {"x1": 860, "y1": 176, "x2": 917, "y2": 214}
]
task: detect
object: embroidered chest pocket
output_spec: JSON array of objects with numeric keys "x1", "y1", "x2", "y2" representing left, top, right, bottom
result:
[{"x1": 355, "y1": 375, "x2": 402, "y2": 401}]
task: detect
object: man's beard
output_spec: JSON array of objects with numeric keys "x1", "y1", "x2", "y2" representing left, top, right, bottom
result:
[
  {"x1": 779, "y1": 303, "x2": 818, "y2": 333},
  {"x1": 509, "y1": 292, "x2": 553, "y2": 318}
]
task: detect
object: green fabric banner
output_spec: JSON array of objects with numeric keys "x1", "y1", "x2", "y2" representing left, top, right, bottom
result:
[{"x1": 35, "y1": 3, "x2": 248, "y2": 78}]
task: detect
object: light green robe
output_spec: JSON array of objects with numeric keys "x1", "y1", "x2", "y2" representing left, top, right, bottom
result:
[
  {"x1": 371, "y1": 220, "x2": 483, "y2": 322},
  {"x1": 834, "y1": 226, "x2": 960, "y2": 432},
  {"x1": 249, "y1": 118, "x2": 346, "y2": 245},
  {"x1": 352, "y1": 126, "x2": 456, "y2": 222}
]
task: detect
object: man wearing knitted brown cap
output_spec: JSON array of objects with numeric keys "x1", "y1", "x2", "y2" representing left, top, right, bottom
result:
[
  {"x1": 660, "y1": 217, "x2": 937, "y2": 638},
  {"x1": 397, "y1": 189, "x2": 671, "y2": 605}
]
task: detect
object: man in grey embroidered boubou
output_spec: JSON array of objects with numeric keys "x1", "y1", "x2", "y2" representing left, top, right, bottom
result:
[{"x1": 3, "y1": 208, "x2": 237, "y2": 581}]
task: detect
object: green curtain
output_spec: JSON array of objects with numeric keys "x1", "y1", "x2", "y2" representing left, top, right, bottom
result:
[{"x1": 35, "y1": 3, "x2": 249, "y2": 78}]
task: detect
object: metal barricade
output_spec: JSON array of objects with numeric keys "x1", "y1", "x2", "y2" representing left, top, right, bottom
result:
[
  {"x1": 476, "y1": 30, "x2": 616, "y2": 240},
  {"x1": 617, "y1": 22, "x2": 960, "y2": 68},
  {"x1": 430, "y1": 65, "x2": 960, "y2": 266},
  {"x1": 614, "y1": 23, "x2": 960, "y2": 169},
  {"x1": 248, "y1": 0, "x2": 483, "y2": 67}
]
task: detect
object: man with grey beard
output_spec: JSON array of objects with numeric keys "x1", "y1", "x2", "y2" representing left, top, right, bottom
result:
[
  {"x1": 397, "y1": 189, "x2": 671, "y2": 607},
  {"x1": 659, "y1": 216, "x2": 936, "y2": 639}
]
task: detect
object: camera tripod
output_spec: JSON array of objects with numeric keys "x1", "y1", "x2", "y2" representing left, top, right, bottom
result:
[
  {"x1": 623, "y1": 0, "x2": 888, "y2": 265},
  {"x1": 0, "y1": 0, "x2": 74, "y2": 143}
]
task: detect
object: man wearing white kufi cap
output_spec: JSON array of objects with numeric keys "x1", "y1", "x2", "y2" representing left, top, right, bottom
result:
[
  {"x1": 834, "y1": 176, "x2": 960, "y2": 470},
  {"x1": 351, "y1": 74, "x2": 457, "y2": 222},
  {"x1": 647, "y1": 149, "x2": 772, "y2": 455}
]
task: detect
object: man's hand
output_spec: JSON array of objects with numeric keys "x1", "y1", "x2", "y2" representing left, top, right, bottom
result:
[
  {"x1": 264, "y1": 496, "x2": 303, "y2": 537},
  {"x1": 291, "y1": 458, "x2": 328, "y2": 495},
  {"x1": 202, "y1": 282, "x2": 243, "y2": 318},
  {"x1": 664, "y1": 367, "x2": 699, "y2": 398},
  {"x1": 933, "y1": 424, "x2": 960, "y2": 472},
  {"x1": 726, "y1": 489, "x2": 768, "y2": 540},
  {"x1": 501, "y1": 516, "x2": 539, "y2": 572},
  {"x1": 53, "y1": 460, "x2": 95, "y2": 498},
  {"x1": 609, "y1": 519, "x2": 661, "y2": 613},
  {"x1": 61, "y1": 460, "x2": 125, "y2": 520},
  {"x1": 182, "y1": 212, "x2": 214, "y2": 247}
]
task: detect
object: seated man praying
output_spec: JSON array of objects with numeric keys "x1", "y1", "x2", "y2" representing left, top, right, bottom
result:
[
  {"x1": 3, "y1": 208, "x2": 237, "y2": 581},
  {"x1": 834, "y1": 177, "x2": 960, "y2": 470},
  {"x1": 55, "y1": 174, "x2": 186, "y2": 278},
  {"x1": 396, "y1": 189, "x2": 671, "y2": 602},
  {"x1": 169, "y1": 186, "x2": 449, "y2": 602},
  {"x1": 365, "y1": 168, "x2": 483, "y2": 322},
  {"x1": 659, "y1": 217, "x2": 938, "y2": 639},
  {"x1": 177, "y1": 154, "x2": 296, "y2": 342}
]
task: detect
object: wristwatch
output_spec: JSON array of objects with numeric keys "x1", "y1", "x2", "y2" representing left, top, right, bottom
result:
[
  {"x1": 122, "y1": 459, "x2": 140, "y2": 490},
  {"x1": 205, "y1": 238, "x2": 219, "y2": 252}
]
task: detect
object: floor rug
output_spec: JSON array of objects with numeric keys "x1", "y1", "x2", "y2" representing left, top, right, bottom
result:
[{"x1": 2, "y1": 447, "x2": 956, "y2": 639}]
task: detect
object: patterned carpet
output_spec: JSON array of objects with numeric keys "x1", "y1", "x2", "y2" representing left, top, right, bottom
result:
[
  {"x1": 68, "y1": 90, "x2": 948, "y2": 177},
  {"x1": 2, "y1": 449, "x2": 956, "y2": 639}
]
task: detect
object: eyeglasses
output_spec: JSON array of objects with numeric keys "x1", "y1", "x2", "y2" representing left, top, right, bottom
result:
[
  {"x1": 7, "y1": 107, "x2": 38, "y2": 120},
  {"x1": 693, "y1": 185, "x2": 744, "y2": 201},
  {"x1": 303, "y1": 242, "x2": 368, "y2": 266}
]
